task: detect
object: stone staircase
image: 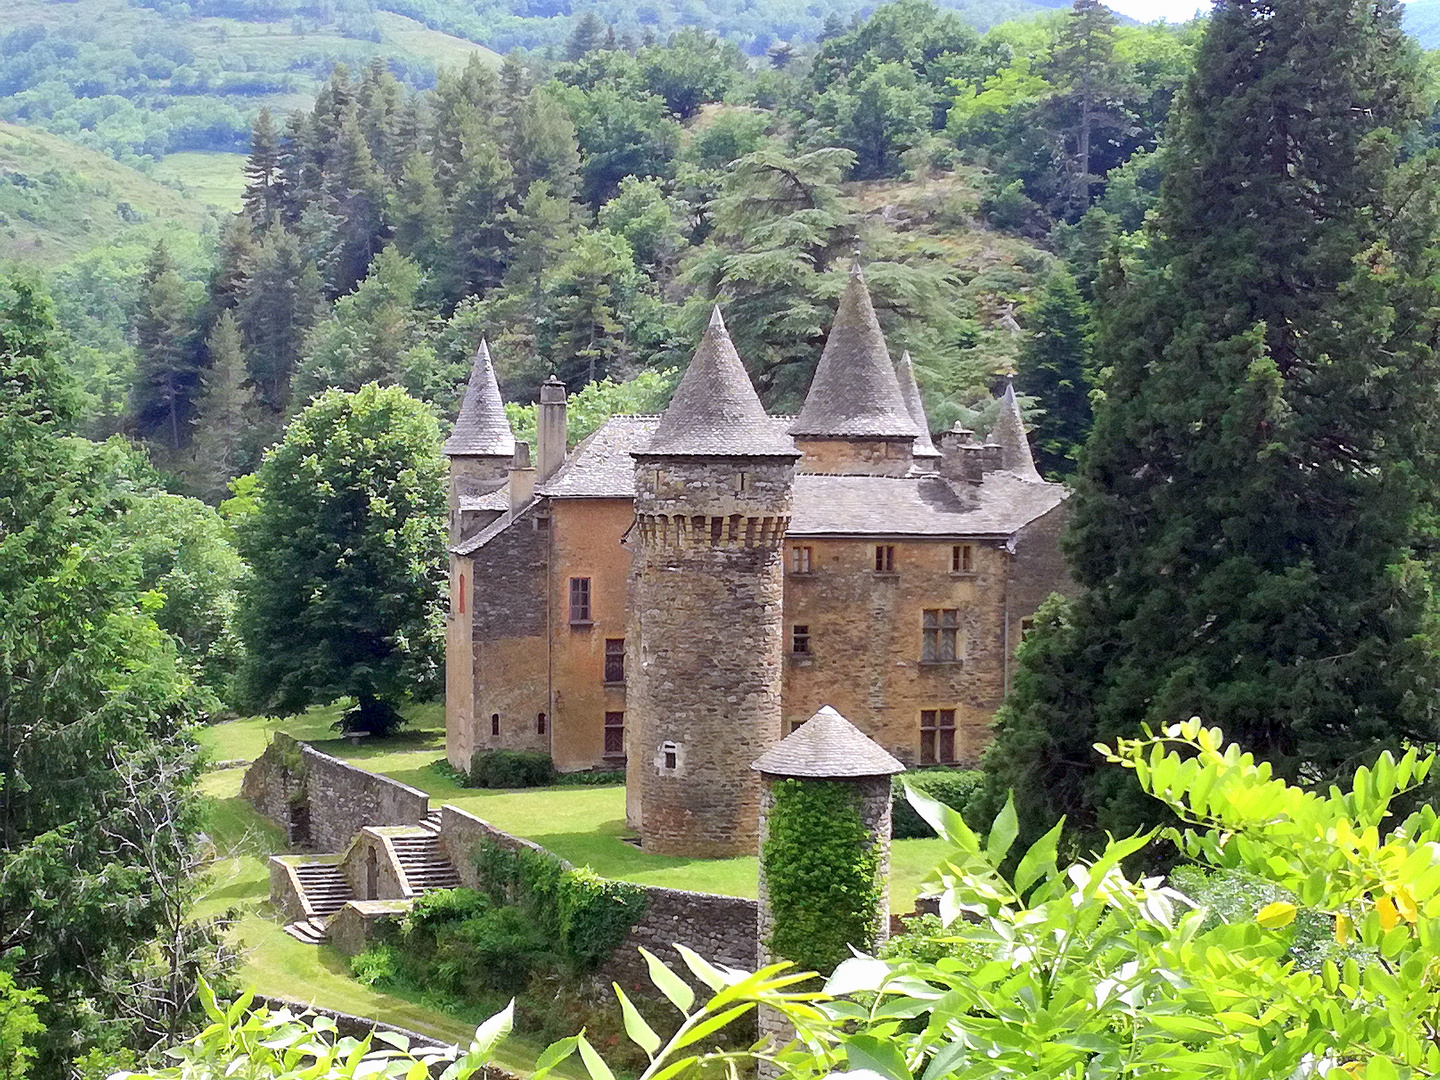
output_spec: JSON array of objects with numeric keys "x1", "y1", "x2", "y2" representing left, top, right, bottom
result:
[
  {"x1": 283, "y1": 862, "x2": 354, "y2": 944},
  {"x1": 391, "y1": 831, "x2": 461, "y2": 893}
]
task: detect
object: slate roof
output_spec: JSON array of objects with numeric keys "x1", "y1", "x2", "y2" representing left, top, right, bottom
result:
[
  {"x1": 791, "y1": 264, "x2": 921, "y2": 440},
  {"x1": 751, "y1": 706, "x2": 905, "y2": 778},
  {"x1": 452, "y1": 496, "x2": 542, "y2": 555},
  {"x1": 896, "y1": 351, "x2": 940, "y2": 459},
  {"x1": 789, "y1": 471, "x2": 1065, "y2": 538},
  {"x1": 642, "y1": 308, "x2": 800, "y2": 458},
  {"x1": 540, "y1": 416, "x2": 669, "y2": 498},
  {"x1": 443, "y1": 340, "x2": 516, "y2": 458},
  {"x1": 990, "y1": 382, "x2": 1042, "y2": 483},
  {"x1": 534, "y1": 414, "x2": 1065, "y2": 535},
  {"x1": 460, "y1": 485, "x2": 511, "y2": 513}
]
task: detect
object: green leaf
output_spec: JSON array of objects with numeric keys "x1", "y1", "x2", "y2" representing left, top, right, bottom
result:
[
  {"x1": 577, "y1": 1036, "x2": 616, "y2": 1080},
  {"x1": 646, "y1": 1056, "x2": 700, "y2": 1080},
  {"x1": 843, "y1": 1035, "x2": 912, "y2": 1080},
  {"x1": 825, "y1": 956, "x2": 892, "y2": 997},
  {"x1": 468, "y1": 1000, "x2": 514, "y2": 1058},
  {"x1": 613, "y1": 985, "x2": 661, "y2": 1058},
  {"x1": 986, "y1": 793, "x2": 1019, "y2": 864},
  {"x1": 641, "y1": 948, "x2": 695, "y2": 1014},
  {"x1": 1013, "y1": 819, "x2": 1063, "y2": 895},
  {"x1": 531, "y1": 1036, "x2": 580, "y2": 1080},
  {"x1": 672, "y1": 943, "x2": 727, "y2": 991},
  {"x1": 906, "y1": 782, "x2": 981, "y2": 854},
  {"x1": 670, "y1": 1004, "x2": 754, "y2": 1051},
  {"x1": 1256, "y1": 901, "x2": 1296, "y2": 929}
]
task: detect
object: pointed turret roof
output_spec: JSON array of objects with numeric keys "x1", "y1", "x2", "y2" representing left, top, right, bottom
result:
[
  {"x1": 443, "y1": 339, "x2": 516, "y2": 458},
  {"x1": 791, "y1": 264, "x2": 921, "y2": 439},
  {"x1": 990, "y1": 382, "x2": 1042, "y2": 482},
  {"x1": 751, "y1": 705, "x2": 905, "y2": 778},
  {"x1": 641, "y1": 307, "x2": 799, "y2": 457},
  {"x1": 896, "y1": 352, "x2": 940, "y2": 459}
]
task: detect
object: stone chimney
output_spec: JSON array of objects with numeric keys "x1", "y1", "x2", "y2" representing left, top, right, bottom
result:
[
  {"x1": 537, "y1": 376, "x2": 568, "y2": 484},
  {"x1": 508, "y1": 442, "x2": 535, "y2": 516}
]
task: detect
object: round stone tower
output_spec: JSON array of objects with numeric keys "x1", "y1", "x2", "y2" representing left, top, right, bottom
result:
[{"x1": 627, "y1": 307, "x2": 801, "y2": 857}]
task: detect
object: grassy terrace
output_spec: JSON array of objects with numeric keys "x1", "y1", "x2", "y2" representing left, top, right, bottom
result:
[
  {"x1": 196, "y1": 705, "x2": 944, "y2": 1063},
  {"x1": 199, "y1": 706, "x2": 946, "y2": 907}
]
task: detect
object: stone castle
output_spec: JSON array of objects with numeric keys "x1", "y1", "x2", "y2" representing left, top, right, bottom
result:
[{"x1": 444, "y1": 264, "x2": 1072, "y2": 856}]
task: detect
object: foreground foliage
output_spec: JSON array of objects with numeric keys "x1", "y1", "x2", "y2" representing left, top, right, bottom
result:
[{"x1": 139, "y1": 721, "x2": 1440, "y2": 1080}]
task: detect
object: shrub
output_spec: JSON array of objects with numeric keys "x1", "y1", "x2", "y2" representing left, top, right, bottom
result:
[
  {"x1": 349, "y1": 943, "x2": 399, "y2": 986},
  {"x1": 468, "y1": 750, "x2": 557, "y2": 788},
  {"x1": 554, "y1": 769, "x2": 626, "y2": 786},
  {"x1": 401, "y1": 887, "x2": 490, "y2": 936},
  {"x1": 556, "y1": 868, "x2": 648, "y2": 971},
  {"x1": 891, "y1": 768, "x2": 983, "y2": 839},
  {"x1": 440, "y1": 906, "x2": 553, "y2": 994}
]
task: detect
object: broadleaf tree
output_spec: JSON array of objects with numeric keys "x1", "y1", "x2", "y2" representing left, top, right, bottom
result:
[{"x1": 235, "y1": 383, "x2": 447, "y2": 734}]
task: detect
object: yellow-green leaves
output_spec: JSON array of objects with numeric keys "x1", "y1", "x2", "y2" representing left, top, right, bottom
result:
[{"x1": 1255, "y1": 901, "x2": 1296, "y2": 929}]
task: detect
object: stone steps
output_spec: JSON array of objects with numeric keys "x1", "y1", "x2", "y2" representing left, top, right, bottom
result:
[
  {"x1": 283, "y1": 917, "x2": 332, "y2": 945},
  {"x1": 390, "y1": 833, "x2": 461, "y2": 892},
  {"x1": 292, "y1": 862, "x2": 354, "y2": 916}
]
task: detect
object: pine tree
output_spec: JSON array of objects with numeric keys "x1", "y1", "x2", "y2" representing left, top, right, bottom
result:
[
  {"x1": 241, "y1": 107, "x2": 282, "y2": 232},
  {"x1": 237, "y1": 228, "x2": 322, "y2": 409},
  {"x1": 1015, "y1": 269, "x2": 1092, "y2": 478},
  {"x1": 131, "y1": 242, "x2": 198, "y2": 451},
  {"x1": 986, "y1": 0, "x2": 1440, "y2": 850},
  {"x1": 189, "y1": 311, "x2": 255, "y2": 502},
  {"x1": 566, "y1": 12, "x2": 606, "y2": 61},
  {"x1": 1048, "y1": 0, "x2": 1122, "y2": 216}
]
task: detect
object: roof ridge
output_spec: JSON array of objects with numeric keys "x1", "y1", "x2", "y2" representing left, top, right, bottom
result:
[
  {"x1": 443, "y1": 338, "x2": 516, "y2": 458},
  {"x1": 641, "y1": 306, "x2": 799, "y2": 458},
  {"x1": 791, "y1": 263, "x2": 921, "y2": 440}
]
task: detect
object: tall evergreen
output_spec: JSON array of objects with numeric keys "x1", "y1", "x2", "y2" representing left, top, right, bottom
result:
[
  {"x1": 188, "y1": 311, "x2": 255, "y2": 503},
  {"x1": 241, "y1": 107, "x2": 283, "y2": 232},
  {"x1": 131, "y1": 242, "x2": 198, "y2": 451},
  {"x1": 986, "y1": 0, "x2": 1440, "y2": 848},
  {"x1": 1015, "y1": 269, "x2": 1092, "y2": 478}
]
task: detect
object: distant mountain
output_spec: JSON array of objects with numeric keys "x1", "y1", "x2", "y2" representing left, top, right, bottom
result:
[{"x1": 1405, "y1": 0, "x2": 1440, "y2": 48}]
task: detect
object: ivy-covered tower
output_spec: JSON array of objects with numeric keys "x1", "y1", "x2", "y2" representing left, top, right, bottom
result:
[{"x1": 627, "y1": 307, "x2": 801, "y2": 857}]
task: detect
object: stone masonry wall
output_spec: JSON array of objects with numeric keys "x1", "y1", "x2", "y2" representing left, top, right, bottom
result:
[
  {"x1": 629, "y1": 455, "x2": 796, "y2": 857},
  {"x1": 436, "y1": 805, "x2": 759, "y2": 987},
  {"x1": 242, "y1": 734, "x2": 430, "y2": 851},
  {"x1": 792, "y1": 437, "x2": 915, "y2": 477}
]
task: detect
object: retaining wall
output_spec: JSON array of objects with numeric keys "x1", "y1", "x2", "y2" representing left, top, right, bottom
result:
[{"x1": 242, "y1": 733, "x2": 431, "y2": 850}]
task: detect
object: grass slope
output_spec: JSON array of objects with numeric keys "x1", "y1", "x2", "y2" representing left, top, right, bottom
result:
[
  {"x1": 153, "y1": 152, "x2": 248, "y2": 212},
  {"x1": 0, "y1": 120, "x2": 215, "y2": 266}
]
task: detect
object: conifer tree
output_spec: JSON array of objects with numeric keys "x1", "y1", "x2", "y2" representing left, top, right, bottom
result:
[
  {"x1": 1015, "y1": 269, "x2": 1092, "y2": 478},
  {"x1": 986, "y1": 0, "x2": 1440, "y2": 849},
  {"x1": 237, "y1": 228, "x2": 322, "y2": 409},
  {"x1": 189, "y1": 311, "x2": 255, "y2": 503},
  {"x1": 131, "y1": 242, "x2": 198, "y2": 451},
  {"x1": 1048, "y1": 0, "x2": 1122, "y2": 215},
  {"x1": 241, "y1": 107, "x2": 282, "y2": 232}
]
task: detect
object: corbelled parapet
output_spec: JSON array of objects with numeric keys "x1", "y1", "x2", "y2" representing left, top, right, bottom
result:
[{"x1": 627, "y1": 307, "x2": 800, "y2": 858}]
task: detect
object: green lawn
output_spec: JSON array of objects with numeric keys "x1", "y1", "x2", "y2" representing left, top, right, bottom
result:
[
  {"x1": 198, "y1": 708, "x2": 946, "y2": 910},
  {"x1": 153, "y1": 152, "x2": 247, "y2": 211}
]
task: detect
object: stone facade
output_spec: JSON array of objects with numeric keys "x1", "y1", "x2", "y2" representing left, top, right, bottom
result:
[
  {"x1": 242, "y1": 734, "x2": 430, "y2": 850},
  {"x1": 445, "y1": 274, "x2": 1074, "y2": 858},
  {"x1": 627, "y1": 455, "x2": 797, "y2": 857}
]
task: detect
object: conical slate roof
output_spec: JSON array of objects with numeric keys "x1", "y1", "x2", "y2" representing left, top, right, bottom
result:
[
  {"x1": 641, "y1": 307, "x2": 799, "y2": 457},
  {"x1": 896, "y1": 352, "x2": 940, "y2": 459},
  {"x1": 751, "y1": 706, "x2": 905, "y2": 778},
  {"x1": 791, "y1": 264, "x2": 921, "y2": 439},
  {"x1": 443, "y1": 339, "x2": 516, "y2": 458},
  {"x1": 990, "y1": 382, "x2": 1042, "y2": 482}
]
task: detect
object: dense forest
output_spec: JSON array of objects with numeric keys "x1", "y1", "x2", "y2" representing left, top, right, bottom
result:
[{"x1": 31, "y1": 0, "x2": 1203, "y2": 509}]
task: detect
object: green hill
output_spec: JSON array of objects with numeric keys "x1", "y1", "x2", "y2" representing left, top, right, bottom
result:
[{"x1": 0, "y1": 120, "x2": 217, "y2": 266}]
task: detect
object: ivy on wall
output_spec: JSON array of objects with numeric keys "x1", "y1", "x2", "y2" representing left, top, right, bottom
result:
[
  {"x1": 474, "y1": 840, "x2": 648, "y2": 973},
  {"x1": 762, "y1": 779, "x2": 881, "y2": 974}
]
